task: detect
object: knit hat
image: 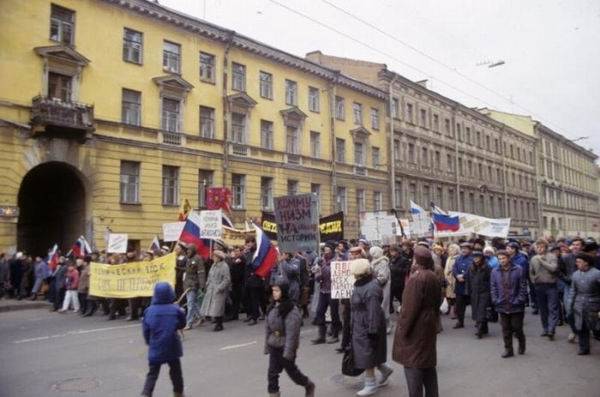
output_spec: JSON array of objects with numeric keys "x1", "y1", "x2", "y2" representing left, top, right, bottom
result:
[
  {"x1": 212, "y1": 250, "x2": 227, "y2": 260},
  {"x1": 414, "y1": 246, "x2": 434, "y2": 270},
  {"x1": 350, "y1": 258, "x2": 371, "y2": 276}
]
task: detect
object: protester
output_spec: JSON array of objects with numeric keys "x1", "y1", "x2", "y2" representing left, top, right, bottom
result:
[
  {"x1": 452, "y1": 242, "x2": 474, "y2": 328},
  {"x1": 312, "y1": 244, "x2": 342, "y2": 345},
  {"x1": 77, "y1": 257, "x2": 90, "y2": 315},
  {"x1": 141, "y1": 282, "x2": 186, "y2": 397},
  {"x1": 507, "y1": 241, "x2": 536, "y2": 314},
  {"x1": 199, "y1": 250, "x2": 231, "y2": 332},
  {"x1": 491, "y1": 250, "x2": 527, "y2": 358},
  {"x1": 9, "y1": 252, "x2": 25, "y2": 299},
  {"x1": 529, "y1": 239, "x2": 559, "y2": 340},
  {"x1": 443, "y1": 244, "x2": 460, "y2": 319},
  {"x1": 225, "y1": 246, "x2": 245, "y2": 321},
  {"x1": 59, "y1": 261, "x2": 80, "y2": 313},
  {"x1": 0, "y1": 252, "x2": 8, "y2": 299},
  {"x1": 50, "y1": 257, "x2": 67, "y2": 311},
  {"x1": 466, "y1": 251, "x2": 491, "y2": 338},
  {"x1": 270, "y1": 252, "x2": 302, "y2": 304},
  {"x1": 560, "y1": 238, "x2": 583, "y2": 342},
  {"x1": 350, "y1": 258, "x2": 393, "y2": 396},
  {"x1": 389, "y1": 244, "x2": 411, "y2": 311},
  {"x1": 566, "y1": 253, "x2": 600, "y2": 355},
  {"x1": 183, "y1": 244, "x2": 206, "y2": 330},
  {"x1": 243, "y1": 237, "x2": 263, "y2": 326},
  {"x1": 369, "y1": 246, "x2": 391, "y2": 333},
  {"x1": 264, "y1": 278, "x2": 315, "y2": 397},
  {"x1": 393, "y1": 245, "x2": 441, "y2": 397},
  {"x1": 30, "y1": 256, "x2": 49, "y2": 300},
  {"x1": 483, "y1": 246, "x2": 499, "y2": 269}
]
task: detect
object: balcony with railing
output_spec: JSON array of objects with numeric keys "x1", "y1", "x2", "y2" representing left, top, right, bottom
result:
[{"x1": 31, "y1": 96, "x2": 94, "y2": 135}]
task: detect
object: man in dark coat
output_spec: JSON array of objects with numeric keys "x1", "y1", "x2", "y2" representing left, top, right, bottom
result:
[
  {"x1": 466, "y1": 251, "x2": 491, "y2": 338},
  {"x1": 242, "y1": 237, "x2": 263, "y2": 326},
  {"x1": 225, "y1": 247, "x2": 246, "y2": 322},
  {"x1": 393, "y1": 245, "x2": 441, "y2": 397},
  {"x1": 9, "y1": 253, "x2": 24, "y2": 299},
  {"x1": 452, "y1": 242, "x2": 474, "y2": 328},
  {"x1": 389, "y1": 244, "x2": 411, "y2": 310}
]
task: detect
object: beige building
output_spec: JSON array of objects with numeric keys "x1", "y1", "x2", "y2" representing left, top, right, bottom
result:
[
  {"x1": 480, "y1": 110, "x2": 600, "y2": 238},
  {"x1": 307, "y1": 52, "x2": 540, "y2": 237}
]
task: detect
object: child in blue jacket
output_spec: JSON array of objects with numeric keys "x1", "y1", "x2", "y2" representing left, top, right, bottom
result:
[{"x1": 141, "y1": 282, "x2": 186, "y2": 397}]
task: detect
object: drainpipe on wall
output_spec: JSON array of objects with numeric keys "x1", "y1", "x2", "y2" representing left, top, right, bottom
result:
[
  {"x1": 451, "y1": 107, "x2": 461, "y2": 211},
  {"x1": 222, "y1": 31, "x2": 235, "y2": 187},
  {"x1": 329, "y1": 72, "x2": 339, "y2": 215},
  {"x1": 389, "y1": 74, "x2": 398, "y2": 212},
  {"x1": 533, "y1": 125, "x2": 544, "y2": 237},
  {"x1": 500, "y1": 127, "x2": 509, "y2": 219}
]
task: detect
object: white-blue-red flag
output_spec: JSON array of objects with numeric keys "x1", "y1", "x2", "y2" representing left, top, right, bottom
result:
[
  {"x1": 252, "y1": 224, "x2": 279, "y2": 278},
  {"x1": 178, "y1": 211, "x2": 211, "y2": 259},
  {"x1": 71, "y1": 236, "x2": 91, "y2": 258}
]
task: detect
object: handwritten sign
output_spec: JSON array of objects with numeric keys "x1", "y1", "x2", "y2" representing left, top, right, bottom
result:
[
  {"x1": 199, "y1": 209, "x2": 223, "y2": 239},
  {"x1": 331, "y1": 261, "x2": 355, "y2": 299},
  {"x1": 274, "y1": 193, "x2": 319, "y2": 253},
  {"x1": 107, "y1": 233, "x2": 128, "y2": 253},
  {"x1": 162, "y1": 222, "x2": 186, "y2": 242}
]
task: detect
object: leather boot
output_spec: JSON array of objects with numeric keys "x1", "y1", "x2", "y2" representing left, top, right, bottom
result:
[
  {"x1": 311, "y1": 325, "x2": 327, "y2": 344},
  {"x1": 518, "y1": 336, "x2": 526, "y2": 354}
]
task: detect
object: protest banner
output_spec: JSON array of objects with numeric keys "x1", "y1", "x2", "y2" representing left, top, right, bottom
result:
[
  {"x1": 107, "y1": 233, "x2": 128, "y2": 253},
  {"x1": 89, "y1": 253, "x2": 176, "y2": 298},
  {"x1": 433, "y1": 212, "x2": 511, "y2": 238},
  {"x1": 162, "y1": 222, "x2": 186, "y2": 242},
  {"x1": 330, "y1": 261, "x2": 355, "y2": 299},
  {"x1": 222, "y1": 226, "x2": 254, "y2": 247},
  {"x1": 199, "y1": 209, "x2": 223, "y2": 239},
  {"x1": 274, "y1": 193, "x2": 319, "y2": 253},
  {"x1": 319, "y1": 211, "x2": 344, "y2": 242},
  {"x1": 360, "y1": 212, "x2": 401, "y2": 244},
  {"x1": 261, "y1": 212, "x2": 278, "y2": 240},
  {"x1": 410, "y1": 211, "x2": 434, "y2": 238}
]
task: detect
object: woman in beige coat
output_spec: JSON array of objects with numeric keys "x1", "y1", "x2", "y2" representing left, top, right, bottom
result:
[{"x1": 444, "y1": 244, "x2": 460, "y2": 319}]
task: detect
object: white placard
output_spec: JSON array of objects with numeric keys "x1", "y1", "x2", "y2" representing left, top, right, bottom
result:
[
  {"x1": 162, "y1": 222, "x2": 186, "y2": 242},
  {"x1": 107, "y1": 233, "x2": 128, "y2": 253},
  {"x1": 331, "y1": 261, "x2": 355, "y2": 299},
  {"x1": 200, "y1": 210, "x2": 223, "y2": 239}
]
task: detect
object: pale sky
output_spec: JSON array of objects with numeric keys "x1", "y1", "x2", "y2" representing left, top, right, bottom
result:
[{"x1": 161, "y1": 0, "x2": 600, "y2": 159}]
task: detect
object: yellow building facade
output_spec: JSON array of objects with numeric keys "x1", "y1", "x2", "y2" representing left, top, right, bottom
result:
[{"x1": 0, "y1": 0, "x2": 389, "y2": 254}]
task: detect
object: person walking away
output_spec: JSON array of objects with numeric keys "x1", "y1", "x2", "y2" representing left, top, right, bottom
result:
[
  {"x1": 264, "y1": 278, "x2": 315, "y2": 397},
  {"x1": 393, "y1": 245, "x2": 441, "y2": 397},
  {"x1": 466, "y1": 251, "x2": 491, "y2": 338},
  {"x1": 59, "y1": 261, "x2": 80, "y2": 312},
  {"x1": 350, "y1": 258, "x2": 393, "y2": 396},
  {"x1": 30, "y1": 256, "x2": 49, "y2": 300},
  {"x1": 77, "y1": 258, "x2": 91, "y2": 315},
  {"x1": 452, "y1": 243, "x2": 474, "y2": 328},
  {"x1": 443, "y1": 244, "x2": 460, "y2": 319},
  {"x1": 370, "y1": 246, "x2": 392, "y2": 334},
  {"x1": 311, "y1": 244, "x2": 342, "y2": 345},
  {"x1": 141, "y1": 282, "x2": 186, "y2": 397},
  {"x1": 566, "y1": 253, "x2": 600, "y2": 355},
  {"x1": 199, "y1": 250, "x2": 231, "y2": 332},
  {"x1": 183, "y1": 244, "x2": 206, "y2": 330},
  {"x1": 490, "y1": 251, "x2": 527, "y2": 358},
  {"x1": 529, "y1": 239, "x2": 559, "y2": 340}
]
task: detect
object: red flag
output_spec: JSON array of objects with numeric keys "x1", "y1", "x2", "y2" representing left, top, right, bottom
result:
[{"x1": 206, "y1": 187, "x2": 231, "y2": 212}]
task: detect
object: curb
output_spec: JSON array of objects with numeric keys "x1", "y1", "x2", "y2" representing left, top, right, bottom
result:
[{"x1": 0, "y1": 301, "x2": 51, "y2": 313}]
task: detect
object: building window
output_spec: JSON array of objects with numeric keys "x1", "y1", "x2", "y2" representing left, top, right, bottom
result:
[
  {"x1": 420, "y1": 108, "x2": 427, "y2": 127},
  {"x1": 232, "y1": 62, "x2": 246, "y2": 91},
  {"x1": 394, "y1": 181, "x2": 403, "y2": 208},
  {"x1": 409, "y1": 183, "x2": 417, "y2": 203},
  {"x1": 485, "y1": 135, "x2": 491, "y2": 151},
  {"x1": 423, "y1": 185, "x2": 431, "y2": 206},
  {"x1": 120, "y1": 161, "x2": 140, "y2": 204},
  {"x1": 374, "y1": 191, "x2": 382, "y2": 211},
  {"x1": 198, "y1": 170, "x2": 213, "y2": 208},
  {"x1": 335, "y1": 96, "x2": 345, "y2": 120},
  {"x1": 367, "y1": 108, "x2": 379, "y2": 131},
  {"x1": 123, "y1": 28, "x2": 143, "y2": 64},
  {"x1": 435, "y1": 151, "x2": 441, "y2": 170},
  {"x1": 356, "y1": 189, "x2": 366, "y2": 212},
  {"x1": 444, "y1": 118, "x2": 451, "y2": 135},
  {"x1": 448, "y1": 189, "x2": 456, "y2": 210},
  {"x1": 391, "y1": 97, "x2": 399, "y2": 118},
  {"x1": 50, "y1": 4, "x2": 74, "y2": 45},
  {"x1": 311, "y1": 184, "x2": 321, "y2": 212},
  {"x1": 336, "y1": 138, "x2": 345, "y2": 163},
  {"x1": 336, "y1": 186, "x2": 347, "y2": 213},
  {"x1": 465, "y1": 127, "x2": 471, "y2": 144},
  {"x1": 48, "y1": 72, "x2": 72, "y2": 101},
  {"x1": 231, "y1": 112, "x2": 246, "y2": 143},
  {"x1": 456, "y1": 123, "x2": 462, "y2": 141},
  {"x1": 408, "y1": 143, "x2": 415, "y2": 163},
  {"x1": 467, "y1": 160, "x2": 473, "y2": 176},
  {"x1": 259, "y1": 71, "x2": 273, "y2": 99},
  {"x1": 354, "y1": 142, "x2": 365, "y2": 166},
  {"x1": 285, "y1": 80, "x2": 298, "y2": 106},
  {"x1": 261, "y1": 177, "x2": 273, "y2": 210},
  {"x1": 286, "y1": 126, "x2": 299, "y2": 154},
  {"x1": 163, "y1": 41, "x2": 181, "y2": 73},
  {"x1": 308, "y1": 86, "x2": 320, "y2": 112},
  {"x1": 476, "y1": 131, "x2": 481, "y2": 147},
  {"x1": 353, "y1": 102, "x2": 363, "y2": 125},
  {"x1": 406, "y1": 103, "x2": 414, "y2": 123},
  {"x1": 199, "y1": 106, "x2": 215, "y2": 138},
  {"x1": 162, "y1": 165, "x2": 179, "y2": 206},
  {"x1": 232, "y1": 174, "x2": 245, "y2": 209},
  {"x1": 200, "y1": 52, "x2": 216, "y2": 83},
  {"x1": 161, "y1": 97, "x2": 180, "y2": 132},
  {"x1": 372, "y1": 147, "x2": 380, "y2": 167},
  {"x1": 260, "y1": 120, "x2": 273, "y2": 150},
  {"x1": 121, "y1": 89, "x2": 141, "y2": 126},
  {"x1": 310, "y1": 131, "x2": 321, "y2": 158},
  {"x1": 436, "y1": 187, "x2": 444, "y2": 206},
  {"x1": 433, "y1": 114, "x2": 439, "y2": 132},
  {"x1": 287, "y1": 180, "x2": 299, "y2": 196},
  {"x1": 458, "y1": 158, "x2": 464, "y2": 176},
  {"x1": 421, "y1": 147, "x2": 428, "y2": 167}
]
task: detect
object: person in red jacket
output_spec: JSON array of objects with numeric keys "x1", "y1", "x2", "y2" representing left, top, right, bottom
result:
[{"x1": 59, "y1": 262, "x2": 80, "y2": 312}]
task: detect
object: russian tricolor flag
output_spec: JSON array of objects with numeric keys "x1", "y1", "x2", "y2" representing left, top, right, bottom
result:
[
  {"x1": 431, "y1": 204, "x2": 460, "y2": 232},
  {"x1": 252, "y1": 224, "x2": 279, "y2": 278},
  {"x1": 178, "y1": 211, "x2": 211, "y2": 259},
  {"x1": 71, "y1": 236, "x2": 91, "y2": 258},
  {"x1": 47, "y1": 243, "x2": 59, "y2": 271}
]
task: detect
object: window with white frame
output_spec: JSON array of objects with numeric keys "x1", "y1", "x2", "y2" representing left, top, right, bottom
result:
[
  {"x1": 391, "y1": 97, "x2": 399, "y2": 118},
  {"x1": 261, "y1": 177, "x2": 273, "y2": 210},
  {"x1": 123, "y1": 28, "x2": 143, "y2": 64},
  {"x1": 199, "y1": 106, "x2": 215, "y2": 138},
  {"x1": 335, "y1": 96, "x2": 345, "y2": 120},
  {"x1": 232, "y1": 62, "x2": 246, "y2": 91},
  {"x1": 374, "y1": 191, "x2": 382, "y2": 211},
  {"x1": 163, "y1": 41, "x2": 181, "y2": 73},
  {"x1": 120, "y1": 161, "x2": 140, "y2": 204},
  {"x1": 287, "y1": 180, "x2": 299, "y2": 196},
  {"x1": 162, "y1": 165, "x2": 179, "y2": 205},
  {"x1": 231, "y1": 112, "x2": 246, "y2": 143},
  {"x1": 311, "y1": 183, "x2": 321, "y2": 212},
  {"x1": 310, "y1": 131, "x2": 321, "y2": 158},
  {"x1": 199, "y1": 52, "x2": 215, "y2": 83},
  {"x1": 259, "y1": 71, "x2": 273, "y2": 99},
  {"x1": 161, "y1": 97, "x2": 180, "y2": 132},
  {"x1": 371, "y1": 108, "x2": 379, "y2": 130},
  {"x1": 394, "y1": 181, "x2": 402, "y2": 208},
  {"x1": 356, "y1": 189, "x2": 366, "y2": 212},
  {"x1": 372, "y1": 146, "x2": 380, "y2": 167},
  {"x1": 335, "y1": 138, "x2": 345, "y2": 163},
  {"x1": 336, "y1": 186, "x2": 347, "y2": 213},
  {"x1": 48, "y1": 72, "x2": 72, "y2": 101},
  {"x1": 354, "y1": 142, "x2": 365, "y2": 166},
  {"x1": 122, "y1": 89, "x2": 141, "y2": 126},
  {"x1": 260, "y1": 120, "x2": 273, "y2": 150},
  {"x1": 286, "y1": 126, "x2": 299, "y2": 154},
  {"x1": 308, "y1": 86, "x2": 320, "y2": 112},
  {"x1": 353, "y1": 102, "x2": 363, "y2": 125},
  {"x1": 285, "y1": 79, "x2": 297, "y2": 106},
  {"x1": 50, "y1": 4, "x2": 74, "y2": 45},
  {"x1": 232, "y1": 174, "x2": 245, "y2": 209}
]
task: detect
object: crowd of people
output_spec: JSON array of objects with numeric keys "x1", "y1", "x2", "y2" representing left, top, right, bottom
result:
[{"x1": 1, "y1": 234, "x2": 599, "y2": 397}]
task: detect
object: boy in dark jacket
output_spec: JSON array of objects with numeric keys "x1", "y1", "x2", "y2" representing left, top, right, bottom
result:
[{"x1": 141, "y1": 282, "x2": 186, "y2": 397}]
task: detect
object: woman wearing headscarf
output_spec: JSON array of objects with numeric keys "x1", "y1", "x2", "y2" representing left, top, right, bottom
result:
[
  {"x1": 199, "y1": 250, "x2": 231, "y2": 332},
  {"x1": 370, "y1": 246, "x2": 391, "y2": 333},
  {"x1": 444, "y1": 244, "x2": 460, "y2": 318},
  {"x1": 350, "y1": 259, "x2": 393, "y2": 396}
]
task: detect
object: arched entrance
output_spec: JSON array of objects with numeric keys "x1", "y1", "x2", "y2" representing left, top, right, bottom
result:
[{"x1": 17, "y1": 162, "x2": 86, "y2": 256}]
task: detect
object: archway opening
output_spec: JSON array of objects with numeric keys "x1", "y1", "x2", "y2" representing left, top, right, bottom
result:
[{"x1": 17, "y1": 162, "x2": 86, "y2": 256}]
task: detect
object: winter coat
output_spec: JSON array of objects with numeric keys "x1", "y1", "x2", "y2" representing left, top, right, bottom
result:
[
  {"x1": 371, "y1": 255, "x2": 391, "y2": 320},
  {"x1": 34, "y1": 260, "x2": 50, "y2": 280},
  {"x1": 53, "y1": 265, "x2": 67, "y2": 289},
  {"x1": 351, "y1": 275, "x2": 387, "y2": 370},
  {"x1": 183, "y1": 254, "x2": 206, "y2": 290},
  {"x1": 315, "y1": 257, "x2": 333, "y2": 294},
  {"x1": 490, "y1": 264, "x2": 527, "y2": 314},
  {"x1": 466, "y1": 263, "x2": 491, "y2": 322},
  {"x1": 9, "y1": 259, "x2": 23, "y2": 288},
  {"x1": 566, "y1": 267, "x2": 600, "y2": 332},
  {"x1": 77, "y1": 266, "x2": 90, "y2": 294},
  {"x1": 453, "y1": 254, "x2": 473, "y2": 296},
  {"x1": 244, "y1": 249, "x2": 264, "y2": 289},
  {"x1": 389, "y1": 253, "x2": 410, "y2": 292},
  {"x1": 511, "y1": 252, "x2": 529, "y2": 275},
  {"x1": 200, "y1": 260, "x2": 231, "y2": 318},
  {"x1": 529, "y1": 253, "x2": 558, "y2": 284},
  {"x1": 486, "y1": 256, "x2": 499, "y2": 270},
  {"x1": 64, "y1": 268, "x2": 79, "y2": 290},
  {"x1": 142, "y1": 282, "x2": 185, "y2": 364},
  {"x1": 560, "y1": 253, "x2": 578, "y2": 284},
  {"x1": 444, "y1": 255, "x2": 458, "y2": 299},
  {"x1": 264, "y1": 299, "x2": 302, "y2": 360},
  {"x1": 393, "y1": 268, "x2": 441, "y2": 369},
  {"x1": 270, "y1": 258, "x2": 302, "y2": 303}
]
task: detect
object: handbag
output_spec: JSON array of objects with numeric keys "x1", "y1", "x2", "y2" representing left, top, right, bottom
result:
[{"x1": 341, "y1": 346, "x2": 364, "y2": 377}]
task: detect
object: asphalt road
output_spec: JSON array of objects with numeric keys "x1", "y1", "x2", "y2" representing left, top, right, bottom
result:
[{"x1": 1, "y1": 307, "x2": 599, "y2": 397}]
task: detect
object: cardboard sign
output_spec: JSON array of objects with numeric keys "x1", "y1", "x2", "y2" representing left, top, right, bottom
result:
[
  {"x1": 274, "y1": 193, "x2": 319, "y2": 253},
  {"x1": 360, "y1": 211, "x2": 401, "y2": 244},
  {"x1": 162, "y1": 222, "x2": 186, "y2": 242},
  {"x1": 331, "y1": 261, "x2": 355, "y2": 299},
  {"x1": 261, "y1": 212, "x2": 278, "y2": 240},
  {"x1": 199, "y1": 209, "x2": 223, "y2": 239},
  {"x1": 107, "y1": 233, "x2": 128, "y2": 253},
  {"x1": 319, "y1": 212, "x2": 344, "y2": 242}
]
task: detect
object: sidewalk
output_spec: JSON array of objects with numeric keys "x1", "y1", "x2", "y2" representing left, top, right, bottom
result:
[{"x1": 0, "y1": 297, "x2": 51, "y2": 312}]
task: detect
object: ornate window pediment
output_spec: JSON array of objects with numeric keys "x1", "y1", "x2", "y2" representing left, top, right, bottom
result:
[
  {"x1": 350, "y1": 126, "x2": 371, "y2": 142},
  {"x1": 280, "y1": 106, "x2": 307, "y2": 128},
  {"x1": 226, "y1": 92, "x2": 257, "y2": 113},
  {"x1": 35, "y1": 45, "x2": 90, "y2": 67},
  {"x1": 153, "y1": 75, "x2": 194, "y2": 99}
]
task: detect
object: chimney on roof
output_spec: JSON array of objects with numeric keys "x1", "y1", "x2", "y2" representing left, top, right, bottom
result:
[
  {"x1": 305, "y1": 50, "x2": 323, "y2": 64},
  {"x1": 416, "y1": 79, "x2": 428, "y2": 88}
]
